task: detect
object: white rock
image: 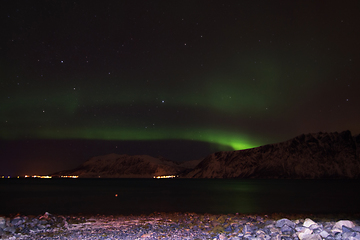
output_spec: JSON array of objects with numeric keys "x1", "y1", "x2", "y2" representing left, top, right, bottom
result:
[
  {"x1": 332, "y1": 220, "x2": 355, "y2": 231},
  {"x1": 309, "y1": 223, "x2": 322, "y2": 230},
  {"x1": 299, "y1": 233, "x2": 322, "y2": 240},
  {"x1": 298, "y1": 228, "x2": 313, "y2": 239},
  {"x1": 303, "y1": 218, "x2": 316, "y2": 228},
  {"x1": 319, "y1": 230, "x2": 330, "y2": 238}
]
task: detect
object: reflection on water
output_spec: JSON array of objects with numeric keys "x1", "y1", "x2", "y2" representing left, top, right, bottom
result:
[{"x1": 1, "y1": 179, "x2": 359, "y2": 215}]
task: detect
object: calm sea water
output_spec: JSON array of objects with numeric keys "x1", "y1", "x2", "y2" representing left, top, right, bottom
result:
[{"x1": 1, "y1": 179, "x2": 360, "y2": 215}]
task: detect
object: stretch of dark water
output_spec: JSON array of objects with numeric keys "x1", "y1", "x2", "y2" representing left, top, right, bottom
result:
[{"x1": 1, "y1": 179, "x2": 360, "y2": 216}]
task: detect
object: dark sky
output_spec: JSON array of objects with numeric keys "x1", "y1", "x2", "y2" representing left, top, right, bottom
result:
[{"x1": 1, "y1": 1, "x2": 360, "y2": 176}]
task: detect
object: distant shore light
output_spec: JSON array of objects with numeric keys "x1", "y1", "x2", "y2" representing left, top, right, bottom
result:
[{"x1": 153, "y1": 175, "x2": 177, "y2": 179}]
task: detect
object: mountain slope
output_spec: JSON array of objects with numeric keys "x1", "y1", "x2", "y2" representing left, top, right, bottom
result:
[
  {"x1": 185, "y1": 131, "x2": 360, "y2": 179},
  {"x1": 53, "y1": 153, "x2": 188, "y2": 178}
]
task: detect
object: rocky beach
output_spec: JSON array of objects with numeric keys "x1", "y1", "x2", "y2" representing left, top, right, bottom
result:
[{"x1": 1, "y1": 212, "x2": 360, "y2": 240}]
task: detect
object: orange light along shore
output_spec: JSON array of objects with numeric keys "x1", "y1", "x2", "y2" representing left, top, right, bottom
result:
[
  {"x1": 60, "y1": 175, "x2": 79, "y2": 178},
  {"x1": 25, "y1": 175, "x2": 52, "y2": 178},
  {"x1": 153, "y1": 175, "x2": 177, "y2": 179},
  {"x1": 22, "y1": 175, "x2": 79, "y2": 178}
]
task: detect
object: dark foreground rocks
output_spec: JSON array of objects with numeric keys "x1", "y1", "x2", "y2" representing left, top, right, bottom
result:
[{"x1": 0, "y1": 212, "x2": 360, "y2": 239}]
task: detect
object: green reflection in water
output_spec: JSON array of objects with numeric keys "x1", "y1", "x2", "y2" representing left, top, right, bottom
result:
[{"x1": 203, "y1": 179, "x2": 260, "y2": 214}]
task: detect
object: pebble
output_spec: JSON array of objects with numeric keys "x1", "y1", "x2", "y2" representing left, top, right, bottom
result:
[
  {"x1": 0, "y1": 212, "x2": 359, "y2": 239},
  {"x1": 0, "y1": 217, "x2": 5, "y2": 229},
  {"x1": 304, "y1": 218, "x2": 317, "y2": 228}
]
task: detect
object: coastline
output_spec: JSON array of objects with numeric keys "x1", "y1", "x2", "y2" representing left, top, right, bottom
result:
[{"x1": 1, "y1": 212, "x2": 360, "y2": 239}]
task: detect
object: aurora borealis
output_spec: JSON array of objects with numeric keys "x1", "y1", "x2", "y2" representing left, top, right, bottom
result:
[{"x1": 1, "y1": 1, "x2": 360, "y2": 175}]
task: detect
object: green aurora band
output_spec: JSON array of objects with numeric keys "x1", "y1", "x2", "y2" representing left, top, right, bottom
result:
[
  {"x1": 0, "y1": 80, "x2": 269, "y2": 151},
  {"x1": 1, "y1": 125, "x2": 258, "y2": 151},
  {"x1": 0, "y1": 70, "x2": 285, "y2": 151}
]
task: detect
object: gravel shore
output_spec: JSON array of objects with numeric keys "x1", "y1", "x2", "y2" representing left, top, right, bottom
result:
[{"x1": 1, "y1": 212, "x2": 360, "y2": 239}]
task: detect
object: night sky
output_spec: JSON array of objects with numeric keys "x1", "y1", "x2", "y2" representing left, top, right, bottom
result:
[{"x1": 1, "y1": 1, "x2": 360, "y2": 176}]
